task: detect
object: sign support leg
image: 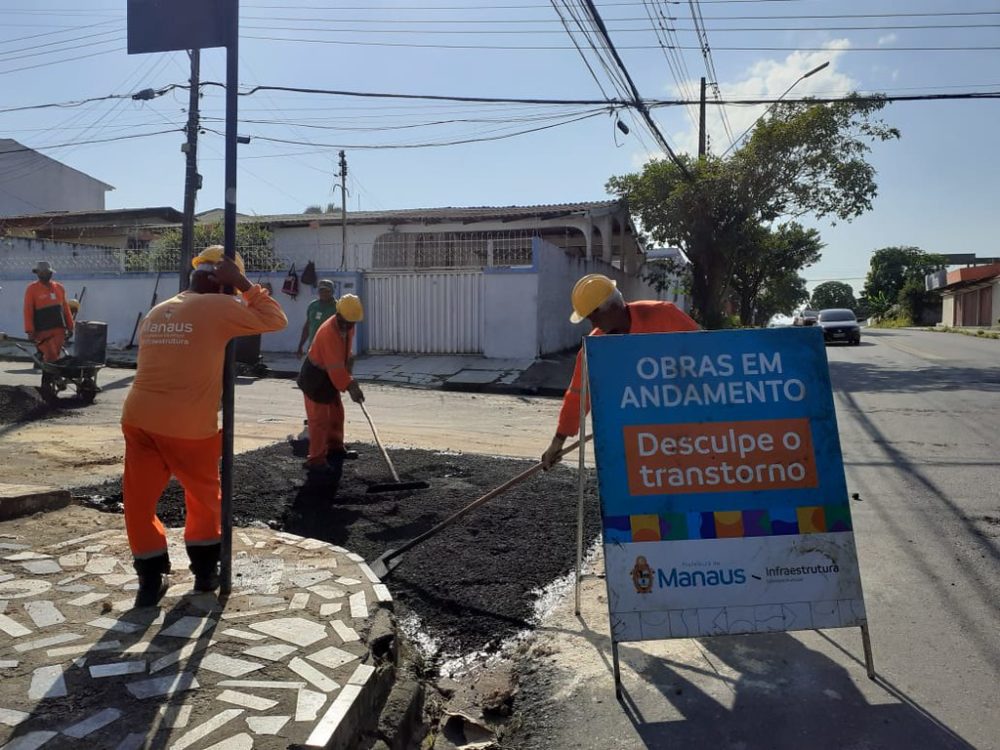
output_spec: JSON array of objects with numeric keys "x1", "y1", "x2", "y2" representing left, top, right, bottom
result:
[
  {"x1": 575, "y1": 354, "x2": 589, "y2": 616},
  {"x1": 219, "y1": 0, "x2": 240, "y2": 596},
  {"x1": 612, "y1": 640, "x2": 623, "y2": 698},
  {"x1": 860, "y1": 624, "x2": 876, "y2": 680}
]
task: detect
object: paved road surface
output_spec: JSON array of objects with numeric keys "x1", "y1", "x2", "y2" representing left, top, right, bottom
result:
[{"x1": 506, "y1": 329, "x2": 1000, "y2": 750}]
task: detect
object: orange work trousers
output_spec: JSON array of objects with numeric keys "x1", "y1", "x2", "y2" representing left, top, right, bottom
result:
[
  {"x1": 304, "y1": 392, "x2": 344, "y2": 466},
  {"x1": 35, "y1": 329, "x2": 65, "y2": 363},
  {"x1": 122, "y1": 424, "x2": 222, "y2": 559}
]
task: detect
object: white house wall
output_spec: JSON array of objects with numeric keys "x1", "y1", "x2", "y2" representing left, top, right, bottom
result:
[
  {"x1": 0, "y1": 269, "x2": 361, "y2": 352},
  {"x1": 483, "y1": 271, "x2": 538, "y2": 359},
  {"x1": 0, "y1": 152, "x2": 108, "y2": 217}
]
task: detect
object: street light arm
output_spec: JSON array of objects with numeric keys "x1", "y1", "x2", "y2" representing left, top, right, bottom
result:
[{"x1": 721, "y1": 60, "x2": 830, "y2": 158}]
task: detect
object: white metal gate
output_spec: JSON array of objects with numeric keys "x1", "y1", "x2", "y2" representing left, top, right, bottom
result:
[{"x1": 364, "y1": 271, "x2": 485, "y2": 353}]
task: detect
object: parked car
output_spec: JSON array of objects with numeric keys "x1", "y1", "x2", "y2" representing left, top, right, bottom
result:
[
  {"x1": 793, "y1": 309, "x2": 819, "y2": 326},
  {"x1": 818, "y1": 308, "x2": 861, "y2": 345}
]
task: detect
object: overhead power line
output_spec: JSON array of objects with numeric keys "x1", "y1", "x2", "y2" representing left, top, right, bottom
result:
[
  {"x1": 240, "y1": 35, "x2": 1000, "y2": 52},
  {"x1": 0, "y1": 129, "x2": 183, "y2": 156}
]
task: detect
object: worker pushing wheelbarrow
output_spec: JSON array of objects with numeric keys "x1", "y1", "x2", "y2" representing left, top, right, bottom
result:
[
  {"x1": 6, "y1": 259, "x2": 108, "y2": 404},
  {"x1": 2, "y1": 316, "x2": 107, "y2": 404}
]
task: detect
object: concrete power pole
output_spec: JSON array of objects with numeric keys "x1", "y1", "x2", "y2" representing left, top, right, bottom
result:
[
  {"x1": 179, "y1": 49, "x2": 201, "y2": 292},
  {"x1": 338, "y1": 150, "x2": 347, "y2": 270},
  {"x1": 698, "y1": 76, "x2": 707, "y2": 158}
]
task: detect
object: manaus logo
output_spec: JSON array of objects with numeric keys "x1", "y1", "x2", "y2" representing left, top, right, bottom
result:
[{"x1": 631, "y1": 555, "x2": 654, "y2": 594}]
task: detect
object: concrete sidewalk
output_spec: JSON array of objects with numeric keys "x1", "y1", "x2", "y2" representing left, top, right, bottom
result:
[{"x1": 0, "y1": 341, "x2": 577, "y2": 397}]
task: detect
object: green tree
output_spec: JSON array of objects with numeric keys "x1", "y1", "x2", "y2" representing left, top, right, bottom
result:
[
  {"x1": 146, "y1": 222, "x2": 277, "y2": 272},
  {"x1": 811, "y1": 281, "x2": 857, "y2": 310},
  {"x1": 862, "y1": 246, "x2": 946, "y2": 318},
  {"x1": 755, "y1": 272, "x2": 810, "y2": 327},
  {"x1": 607, "y1": 95, "x2": 899, "y2": 328},
  {"x1": 730, "y1": 222, "x2": 823, "y2": 326}
]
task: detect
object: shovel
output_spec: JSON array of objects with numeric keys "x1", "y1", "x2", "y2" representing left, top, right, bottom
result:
[
  {"x1": 358, "y1": 401, "x2": 430, "y2": 494},
  {"x1": 368, "y1": 434, "x2": 592, "y2": 578}
]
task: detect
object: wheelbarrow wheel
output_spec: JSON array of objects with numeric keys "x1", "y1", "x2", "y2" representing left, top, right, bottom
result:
[
  {"x1": 77, "y1": 387, "x2": 97, "y2": 405},
  {"x1": 39, "y1": 373, "x2": 60, "y2": 404}
]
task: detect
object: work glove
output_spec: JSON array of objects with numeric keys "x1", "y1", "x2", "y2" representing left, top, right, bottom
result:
[
  {"x1": 347, "y1": 380, "x2": 365, "y2": 404},
  {"x1": 541, "y1": 434, "x2": 567, "y2": 470}
]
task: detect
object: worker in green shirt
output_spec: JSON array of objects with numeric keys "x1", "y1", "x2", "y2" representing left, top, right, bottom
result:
[{"x1": 296, "y1": 279, "x2": 338, "y2": 358}]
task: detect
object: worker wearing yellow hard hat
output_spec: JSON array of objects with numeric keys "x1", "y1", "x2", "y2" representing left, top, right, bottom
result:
[
  {"x1": 297, "y1": 293, "x2": 365, "y2": 480},
  {"x1": 540, "y1": 273, "x2": 700, "y2": 470},
  {"x1": 120, "y1": 244, "x2": 288, "y2": 607}
]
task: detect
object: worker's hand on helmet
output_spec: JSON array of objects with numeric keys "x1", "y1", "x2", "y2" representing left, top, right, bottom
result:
[
  {"x1": 347, "y1": 380, "x2": 365, "y2": 404},
  {"x1": 541, "y1": 434, "x2": 567, "y2": 470},
  {"x1": 209, "y1": 257, "x2": 252, "y2": 293}
]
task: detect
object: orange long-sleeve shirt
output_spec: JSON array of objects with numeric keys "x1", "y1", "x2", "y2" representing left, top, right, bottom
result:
[
  {"x1": 122, "y1": 285, "x2": 288, "y2": 439},
  {"x1": 23, "y1": 280, "x2": 73, "y2": 335},
  {"x1": 557, "y1": 300, "x2": 699, "y2": 437},
  {"x1": 307, "y1": 316, "x2": 355, "y2": 392}
]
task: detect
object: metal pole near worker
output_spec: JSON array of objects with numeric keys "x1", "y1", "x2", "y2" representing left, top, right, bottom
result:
[
  {"x1": 574, "y1": 353, "x2": 589, "y2": 616},
  {"x1": 219, "y1": 0, "x2": 240, "y2": 595}
]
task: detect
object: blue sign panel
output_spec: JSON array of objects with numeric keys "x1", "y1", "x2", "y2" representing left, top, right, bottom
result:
[{"x1": 584, "y1": 328, "x2": 867, "y2": 641}]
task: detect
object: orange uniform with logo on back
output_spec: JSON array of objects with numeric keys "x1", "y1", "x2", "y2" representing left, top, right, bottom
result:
[{"x1": 121, "y1": 285, "x2": 287, "y2": 558}]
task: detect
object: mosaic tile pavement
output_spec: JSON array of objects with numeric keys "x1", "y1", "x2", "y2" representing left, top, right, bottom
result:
[{"x1": 0, "y1": 523, "x2": 392, "y2": 749}]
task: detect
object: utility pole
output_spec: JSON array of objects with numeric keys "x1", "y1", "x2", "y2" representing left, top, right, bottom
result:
[
  {"x1": 179, "y1": 49, "x2": 201, "y2": 292},
  {"x1": 338, "y1": 150, "x2": 347, "y2": 270},
  {"x1": 698, "y1": 76, "x2": 707, "y2": 158}
]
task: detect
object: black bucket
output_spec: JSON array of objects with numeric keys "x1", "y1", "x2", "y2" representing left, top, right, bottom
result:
[{"x1": 73, "y1": 321, "x2": 107, "y2": 365}]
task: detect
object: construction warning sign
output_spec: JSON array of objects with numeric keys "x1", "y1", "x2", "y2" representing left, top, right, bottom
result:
[{"x1": 584, "y1": 328, "x2": 867, "y2": 642}]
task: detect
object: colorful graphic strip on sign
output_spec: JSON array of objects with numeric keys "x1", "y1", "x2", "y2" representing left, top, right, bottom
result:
[{"x1": 584, "y1": 328, "x2": 867, "y2": 642}]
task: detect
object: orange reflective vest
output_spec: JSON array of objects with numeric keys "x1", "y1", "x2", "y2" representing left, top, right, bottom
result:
[
  {"x1": 557, "y1": 300, "x2": 699, "y2": 437},
  {"x1": 24, "y1": 280, "x2": 73, "y2": 335},
  {"x1": 307, "y1": 316, "x2": 355, "y2": 393}
]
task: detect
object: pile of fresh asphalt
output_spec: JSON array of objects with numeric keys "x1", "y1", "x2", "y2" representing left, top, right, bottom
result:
[
  {"x1": 78, "y1": 440, "x2": 601, "y2": 661},
  {"x1": 0, "y1": 385, "x2": 50, "y2": 424}
]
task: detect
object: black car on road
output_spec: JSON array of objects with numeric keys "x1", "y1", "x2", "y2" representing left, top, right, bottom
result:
[{"x1": 818, "y1": 308, "x2": 861, "y2": 345}]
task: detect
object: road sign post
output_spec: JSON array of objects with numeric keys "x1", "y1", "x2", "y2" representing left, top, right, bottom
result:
[
  {"x1": 128, "y1": 0, "x2": 240, "y2": 594},
  {"x1": 584, "y1": 327, "x2": 872, "y2": 695}
]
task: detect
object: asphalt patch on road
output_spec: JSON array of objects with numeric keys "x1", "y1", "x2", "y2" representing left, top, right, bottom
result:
[
  {"x1": 0, "y1": 384, "x2": 50, "y2": 424},
  {"x1": 77, "y1": 440, "x2": 601, "y2": 661}
]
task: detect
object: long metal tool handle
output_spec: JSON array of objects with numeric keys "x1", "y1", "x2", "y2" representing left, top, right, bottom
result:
[
  {"x1": 359, "y1": 401, "x2": 402, "y2": 483},
  {"x1": 383, "y1": 434, "x2": 593, "y2": 565}
]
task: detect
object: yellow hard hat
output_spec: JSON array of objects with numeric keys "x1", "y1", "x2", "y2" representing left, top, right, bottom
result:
[
  {"x1": 337, "y1": 294, "x2": 364, "y2": 323},
  {"x1": 570, "y1": 274, "x2": 616, "y2": 323},
  {"x1": 67, "y1": 299, "x2": 81, "y2": 314},
  {"x1": 192, "y1": 245, "x2": 245, "y2": 274}
]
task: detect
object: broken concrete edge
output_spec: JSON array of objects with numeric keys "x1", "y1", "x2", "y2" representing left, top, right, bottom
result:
[
  {"x1": 0, "y1": 487, "x2": 72, "y2": 522},
  {"x1": 281, "y1": 603, "x2": 429, "y2": 750}
]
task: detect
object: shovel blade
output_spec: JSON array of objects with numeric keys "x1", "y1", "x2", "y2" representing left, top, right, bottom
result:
[
  {"x1": 368, "y1": 551, "x2": 402, "y2": 580},
  {"x1": 366, "y1": 480, "x2": 430, "y2": 494}
]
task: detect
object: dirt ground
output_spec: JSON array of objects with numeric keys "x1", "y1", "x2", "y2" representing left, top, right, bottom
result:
[{"x1": 77, "y1": 440, "x2": 601, "y2": 663}]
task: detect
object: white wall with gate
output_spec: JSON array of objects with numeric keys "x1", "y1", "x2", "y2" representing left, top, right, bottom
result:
[{"x1": 364, "y1": 271, "x2": 485, "y2": 354}]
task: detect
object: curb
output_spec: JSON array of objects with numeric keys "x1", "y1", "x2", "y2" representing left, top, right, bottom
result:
[{"x1": 0, "y1": 485, "x2": 72, "y2": 521}]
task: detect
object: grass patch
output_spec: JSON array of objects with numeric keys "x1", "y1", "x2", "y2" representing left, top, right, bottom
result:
[
  {"x1": 927, "y1": 326, "x2": 1000, "y2": 340},
  {"x1": 869, "y1": 315, "x2": 913, "y2": 329}
]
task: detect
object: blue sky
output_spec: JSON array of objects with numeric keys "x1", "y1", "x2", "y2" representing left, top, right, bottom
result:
[{"x1": 2, "y1": 0, "x2": 998, "y2": 293}]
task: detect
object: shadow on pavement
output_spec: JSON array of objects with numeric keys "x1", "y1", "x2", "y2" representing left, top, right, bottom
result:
[{"x1": 617, "y1": 632, "x2": 975, "y2": 750}]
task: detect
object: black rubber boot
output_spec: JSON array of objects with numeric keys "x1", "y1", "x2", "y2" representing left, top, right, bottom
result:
[
  {"x1": 133, "y1": 554, "x2": 170, "y2": 608},
  {"x1": 187, "y1": 543, "x2": 221, "y2": 593}
]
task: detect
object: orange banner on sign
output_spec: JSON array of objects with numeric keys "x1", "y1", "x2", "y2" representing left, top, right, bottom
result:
[{"x1": 623, "y1": 418, "x2": 818, "y2": 496}]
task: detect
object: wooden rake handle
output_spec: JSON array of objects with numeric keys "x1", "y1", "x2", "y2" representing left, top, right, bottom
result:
[
  {"x1": 358, "y1": 401, "x2": 402, "y2": 482},
  {"x1": 384, "y1": 434, "x2": 594, "y2": 563}
]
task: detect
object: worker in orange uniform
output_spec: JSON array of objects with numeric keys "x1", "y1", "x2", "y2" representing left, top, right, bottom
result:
[
  {"x1": 23, "y1": 260, "x2": 74, "y2": 362},
  {"x1": 297, "y1": 294, "x2": 365, "y2": 481},
  {"x1": 541, "y1": 273, "x2": 699, "y2": 469},
  {"x1": 121, "y1": 246, "x2": 287, "y2": 607}
]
